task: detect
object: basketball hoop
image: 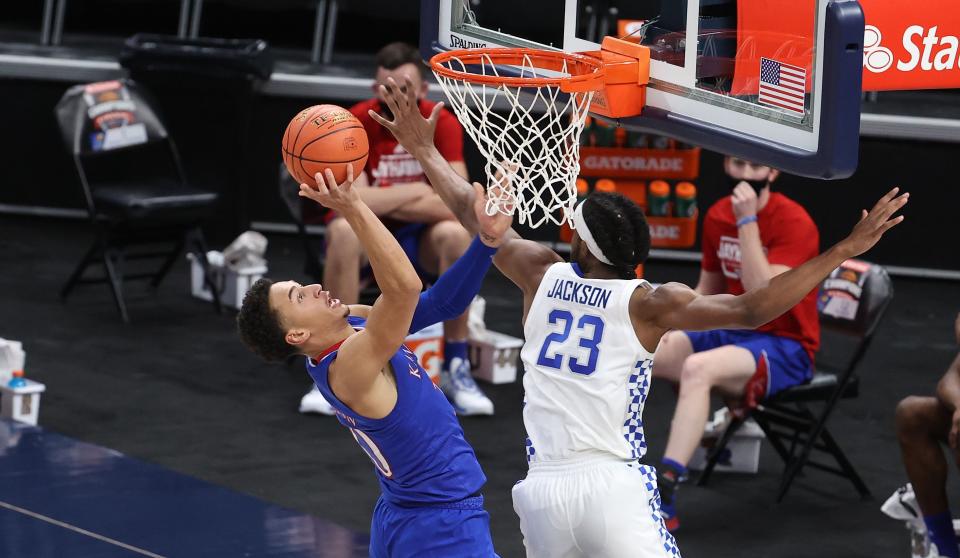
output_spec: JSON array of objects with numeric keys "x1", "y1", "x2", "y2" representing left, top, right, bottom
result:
[{"x1": 431, "y1": 40, "x2": 649, "y2": 228}]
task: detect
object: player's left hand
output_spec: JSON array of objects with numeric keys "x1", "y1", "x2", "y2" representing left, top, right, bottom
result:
[
  {"x1": 837, "y1": 187, "x2": 908, "y2": 258},
  {"x1": 731, "y1": 181, "x2": 759, "y2": 221},
  {"x1": 368, "y1": 75, "x2": 440, "y2": 156},
  {"x1": 473, "y1": 182, "x2": 513, "y2": 247},
  {"x1": 299, "y1": 166, "x2": 362, "y2": 214}
]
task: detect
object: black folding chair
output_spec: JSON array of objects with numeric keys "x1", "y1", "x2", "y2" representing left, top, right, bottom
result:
[
  {"x1": 697, "y1": 260, "x2": 894, "y2": 501},
  {"x1": 55, "y1": 78, "x2": 221, "y2": 322}
]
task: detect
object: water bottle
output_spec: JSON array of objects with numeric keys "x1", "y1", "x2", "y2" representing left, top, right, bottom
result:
[
  {"x1": 8, "y1": 370, "x2": 26, "y2": 388},
  {"x1": 648, "y1": 180, "x2": 671, "y2": 217},
  {"x1": 674, "y1": 182, "x2": 698, "y2": 217}
]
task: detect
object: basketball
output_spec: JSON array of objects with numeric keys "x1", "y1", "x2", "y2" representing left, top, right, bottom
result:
[{"x1": 282, "y1": 104, "x2": 369, "y2": 188}]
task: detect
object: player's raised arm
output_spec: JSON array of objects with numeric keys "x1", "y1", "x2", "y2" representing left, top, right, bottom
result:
[
  {"x1": 368, "y1": 75, "x2": 562, "y2": 296},
  {"x1": 298, "y1": 168, "x2": 422, "y2": 401},
  {"x1": 637, "y1": 188, "x2": 909, "y2": 332}
]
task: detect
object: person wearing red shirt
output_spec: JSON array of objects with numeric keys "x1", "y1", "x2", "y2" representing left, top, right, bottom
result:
[
  {"x1": 651, "y1": 157, "x2": 820, "y2": 531},
  {"x1": 299, "y1": 42, "x2": 494, "y2": 417}
]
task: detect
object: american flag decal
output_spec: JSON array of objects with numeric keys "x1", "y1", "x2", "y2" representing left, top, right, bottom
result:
[{"x1": 758, "y1": 57, "x2": 807, "y2": 115}]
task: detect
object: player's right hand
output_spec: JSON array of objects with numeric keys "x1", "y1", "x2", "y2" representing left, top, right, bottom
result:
[
  {"x1": 836, "y1": 187, "x2": 908, "y2": 258},
  {"x1": 299, "y1": 166, "x2": 362, "y2": 214},
  {"x1": 367, "y1": 75, "x2": 442, "y2": 156}
]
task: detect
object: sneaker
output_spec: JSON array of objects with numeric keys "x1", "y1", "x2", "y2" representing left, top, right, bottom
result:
[
  {"x1": 299, "y1": 385, "x2": 336, "y2": 415},
  {"x1": 657, "y1": 467, "x2": 686, "y2": 533},
  {"x1": 440, "y1": 356, "x2": 494, "y2": 416},
  {"x1": 660, "y1": 502, "x2": 680, "y2": 533}
]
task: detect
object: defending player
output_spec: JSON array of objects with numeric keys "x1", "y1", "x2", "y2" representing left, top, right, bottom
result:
[
  {"x1": 236, "y1": 166, "x2": 510, "y2": 557},
  {"x1": 371, "y1": 75, "x2": 908, "y2": 557}
]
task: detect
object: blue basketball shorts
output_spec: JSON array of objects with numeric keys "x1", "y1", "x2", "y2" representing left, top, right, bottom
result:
[
  {"x1": 683, "y1": 329, "x2": 812, "y2": 398},
  {"x1": 370, "y1": 495, "x2": 498, "y2": 558}
]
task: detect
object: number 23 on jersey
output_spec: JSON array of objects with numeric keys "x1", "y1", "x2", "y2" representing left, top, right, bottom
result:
[{"x1": 536, "y1": 309, "x2": 606, "y2": 375}]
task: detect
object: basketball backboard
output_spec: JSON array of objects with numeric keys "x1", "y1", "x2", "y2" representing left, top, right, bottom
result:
[{"x1": 421, "y1": 0, "x2": 866, "y2": 179}]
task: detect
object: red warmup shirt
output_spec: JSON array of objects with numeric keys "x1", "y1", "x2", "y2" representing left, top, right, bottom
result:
[
  {"x1": 701, "y1": 192, "x2": 821, "y2": 360},
  {"x1": 349, "y1": 98, "x2": 464, "y2": 186},
  {"x1": 305, "y1": 98, "x2": 465, "y2": 227}
]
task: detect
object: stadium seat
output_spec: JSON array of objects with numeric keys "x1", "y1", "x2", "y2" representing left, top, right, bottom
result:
[
  {"x1": 55, "y1": 77, "x2": 221, "y2": 322},
  {"x1": 697, "y1": 261, "x2": 894, "y2": 502}
]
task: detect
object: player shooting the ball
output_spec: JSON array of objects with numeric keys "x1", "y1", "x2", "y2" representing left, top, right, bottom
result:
[{"x1": 236, "y1": 164, "x2": 511, "y2": 557}]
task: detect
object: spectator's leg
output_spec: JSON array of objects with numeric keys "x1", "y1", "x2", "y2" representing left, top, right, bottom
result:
[
  {"x1": 895, "y1": 396, "x2": 958, "y2": 558},
  {"x1": 663, "y1": 346, "x2": 756, "y2": 467},
  {"x1": 323, "y1": 216, "x2": 366, "y2": 305},
  {"x1": 656, "y1": 345, "x2": 755, "y2": 531},
  {"x1": 419, "y1": 220, "x2": 493, "y2": 416},
  {"x1": 651, "y1": 330, "x2": 695, "y2": 384}
]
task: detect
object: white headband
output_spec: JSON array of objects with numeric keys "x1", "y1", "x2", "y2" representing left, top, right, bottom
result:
[{"x1": 572, "y1": 201, "x2": 613, "y2": 266}]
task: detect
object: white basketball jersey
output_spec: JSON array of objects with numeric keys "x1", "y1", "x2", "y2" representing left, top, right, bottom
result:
[{"x1": 520, "y1": 262, "x2": 655, "y2": 463}]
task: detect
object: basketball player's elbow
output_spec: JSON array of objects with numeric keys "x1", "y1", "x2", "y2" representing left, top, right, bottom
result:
[
  {"x1": 736, "y1": 297, "x2": 766, "y2": 329},
  {"x1": 381, "y1": 269, "x2": 422, "y2": 297}
]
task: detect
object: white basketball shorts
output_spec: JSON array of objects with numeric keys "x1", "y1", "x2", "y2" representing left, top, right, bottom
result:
[{"x1": 511, "y1": 454, "x2": 681, "y2": 558}]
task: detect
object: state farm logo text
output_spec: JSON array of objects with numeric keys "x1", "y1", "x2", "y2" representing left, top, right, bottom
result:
[{"x1": 864, "y1": 24, "x2": 960, "y2": 73}]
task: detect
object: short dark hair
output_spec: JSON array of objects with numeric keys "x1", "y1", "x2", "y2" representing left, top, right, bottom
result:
[
  {"x1": 237, "y1": 278, "x2": 296, "y2": 362},
  {"x1": 375, "y1": 42, "x2": 427, "y2": 77},
  {"x1": 581, "y1": 192, "x2": 651, "y2": 279}
]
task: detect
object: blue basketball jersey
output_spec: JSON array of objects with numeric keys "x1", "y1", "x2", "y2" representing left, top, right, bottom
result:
[{"x1": 307, "y1": 316, "x2": 486, "y2": 506}]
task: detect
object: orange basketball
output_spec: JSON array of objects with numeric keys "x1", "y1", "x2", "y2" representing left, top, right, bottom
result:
[{"x1": 282, "y1": 104, "x2": 369, "y2": 188}]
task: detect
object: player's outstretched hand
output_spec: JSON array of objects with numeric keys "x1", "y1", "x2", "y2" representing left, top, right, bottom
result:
[
  {"x1": 836, "y1": 187, "x2": 908, "y2": 258},
  {"x1": 367, "y1": 75, "x2": 441, "y2": 156},
  {"x1": 299, "y1": 166, "x2": 362, "y2": 214},
  {"x1": 473, "y1": 182, "x2": 513, "y2": 248}
]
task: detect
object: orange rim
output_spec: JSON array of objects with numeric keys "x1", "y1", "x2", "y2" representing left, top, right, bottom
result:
[{"x1": 430, "y1": 48, "x2": 606, "y2": 93}]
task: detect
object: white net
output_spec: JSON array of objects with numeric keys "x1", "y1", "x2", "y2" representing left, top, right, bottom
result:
[{"x1": 433, "y1": 52, "x2": 595, "y2": 228}]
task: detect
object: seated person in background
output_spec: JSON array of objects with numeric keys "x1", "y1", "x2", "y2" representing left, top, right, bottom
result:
[
  {"x1": 895, "y1": 312, "x2": 960, "y2": 558},
  {"x1": 300, "y1": 41, "x2": 494, "y2": 417},
  {"x1": 651, "y1": 157, "x2": 820, "y2": 530},
  {"x1": 238, "y1": 168, "x2": 510, "y2": 557}
]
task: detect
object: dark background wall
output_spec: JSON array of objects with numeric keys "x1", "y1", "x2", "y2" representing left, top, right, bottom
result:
[
  {"x1": 0, "y1": 0, "x2": 955, "y2": 271},
  {"x1": 2, "y1": 74, "x2": 955, "y2": 271}
]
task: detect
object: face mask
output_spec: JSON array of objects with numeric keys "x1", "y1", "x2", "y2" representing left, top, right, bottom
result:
[{"x1": 727, "y1": 175, "x2": 769, "y2": 195}]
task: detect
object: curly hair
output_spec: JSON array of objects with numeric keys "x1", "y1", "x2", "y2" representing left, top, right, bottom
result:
[
  {"x1": 581, "y1": 192, "x2": 651, "y2": 279},
  {"x1": 237, "y1": 278, "x2": 296, "y2": 362}
]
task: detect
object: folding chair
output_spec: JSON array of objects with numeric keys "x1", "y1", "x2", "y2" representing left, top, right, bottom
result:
[
  {"x1": 55, "y1": 78, "x2": 222, "y2": 322},
  {"x1": 697, "y1": 260, "x2": 894, "y2": 502}
]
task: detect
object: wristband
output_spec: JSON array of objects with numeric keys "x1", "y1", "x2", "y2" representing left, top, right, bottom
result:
[{"x1": 736, "y1": 215, "x2": 758, "y2": 228}]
